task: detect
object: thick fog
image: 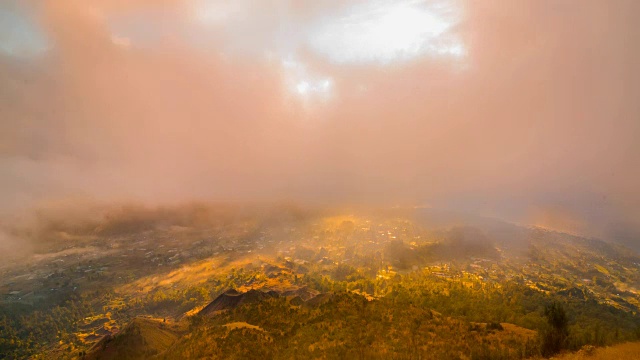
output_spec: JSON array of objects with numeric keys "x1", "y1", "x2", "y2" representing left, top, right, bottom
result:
[{"x1": 1, "y1": 0, "x2": 639, "y2": 246}]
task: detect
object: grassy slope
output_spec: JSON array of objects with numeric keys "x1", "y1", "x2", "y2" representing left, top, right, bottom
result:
[{"x1": 553, "y1": 342, "x2": 640, "y2": 360}]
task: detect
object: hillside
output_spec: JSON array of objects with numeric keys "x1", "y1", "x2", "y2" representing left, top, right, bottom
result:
[
  {"x1": 158, "y1": 290, "x2": 539, "y2": 359},
  {"x1": 199, "y1": 288, "x2": 279, "y2": 316},
  {"x1": 84, "y1": 318, "x2": 180, "y2": 360},
  {"x1": 552, "y1": 342, "x2": 640, "y2": 359},
  {"x1": 0, "y1": 205, "x2": 639, "y2": 359}
]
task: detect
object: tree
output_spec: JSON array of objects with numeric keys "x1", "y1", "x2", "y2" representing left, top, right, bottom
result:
[{"x1": 541, "y1": 301, "x2": 569, "y2": 356}]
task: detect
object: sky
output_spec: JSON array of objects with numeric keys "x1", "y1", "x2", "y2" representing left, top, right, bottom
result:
[{"x1": 1, "y1": 0, "x2": 639, "y2": 245}]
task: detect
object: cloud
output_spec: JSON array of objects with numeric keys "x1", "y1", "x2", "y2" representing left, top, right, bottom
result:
[{"x1": 0, "y1": 0, "x2": 639, "y2": 246}]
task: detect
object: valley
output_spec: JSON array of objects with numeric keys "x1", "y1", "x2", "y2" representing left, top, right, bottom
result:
[{"x1": 1, "y1": 205, "x2": 639, "y2": 359}]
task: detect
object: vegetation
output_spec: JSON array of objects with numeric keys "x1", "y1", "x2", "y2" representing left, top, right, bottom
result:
[
  {"x1": 541, "y1": 302, "x2": 569, "y2": 356},
  {"x1": 1, "y1": 205, "x2": 640, "y2": 359},
  {"x1": 552, "y1": 342, "x2": 640, "y2": 360},
  {"x1": 85, "y1": 318, "x2": 180, "y2": 360}
]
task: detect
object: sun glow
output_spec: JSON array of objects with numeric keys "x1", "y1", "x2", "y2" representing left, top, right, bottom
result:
[
  {"x1": 191, "y1": 0, "x2": 465, "y2": 100},
  {"x1": 295, "y1": 79, "x2": 332, "y2": 95},
  {"x1": 309, "y1": 0, "x2": 464, "y2": 64},
  {"x1": 281, "y1": 56, "x2": 333, "y2": 100}
]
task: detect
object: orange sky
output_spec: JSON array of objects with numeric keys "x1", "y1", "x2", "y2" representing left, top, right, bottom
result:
[{"x1": 1, "y1": 0, "x2": 639, "y2": 243}]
